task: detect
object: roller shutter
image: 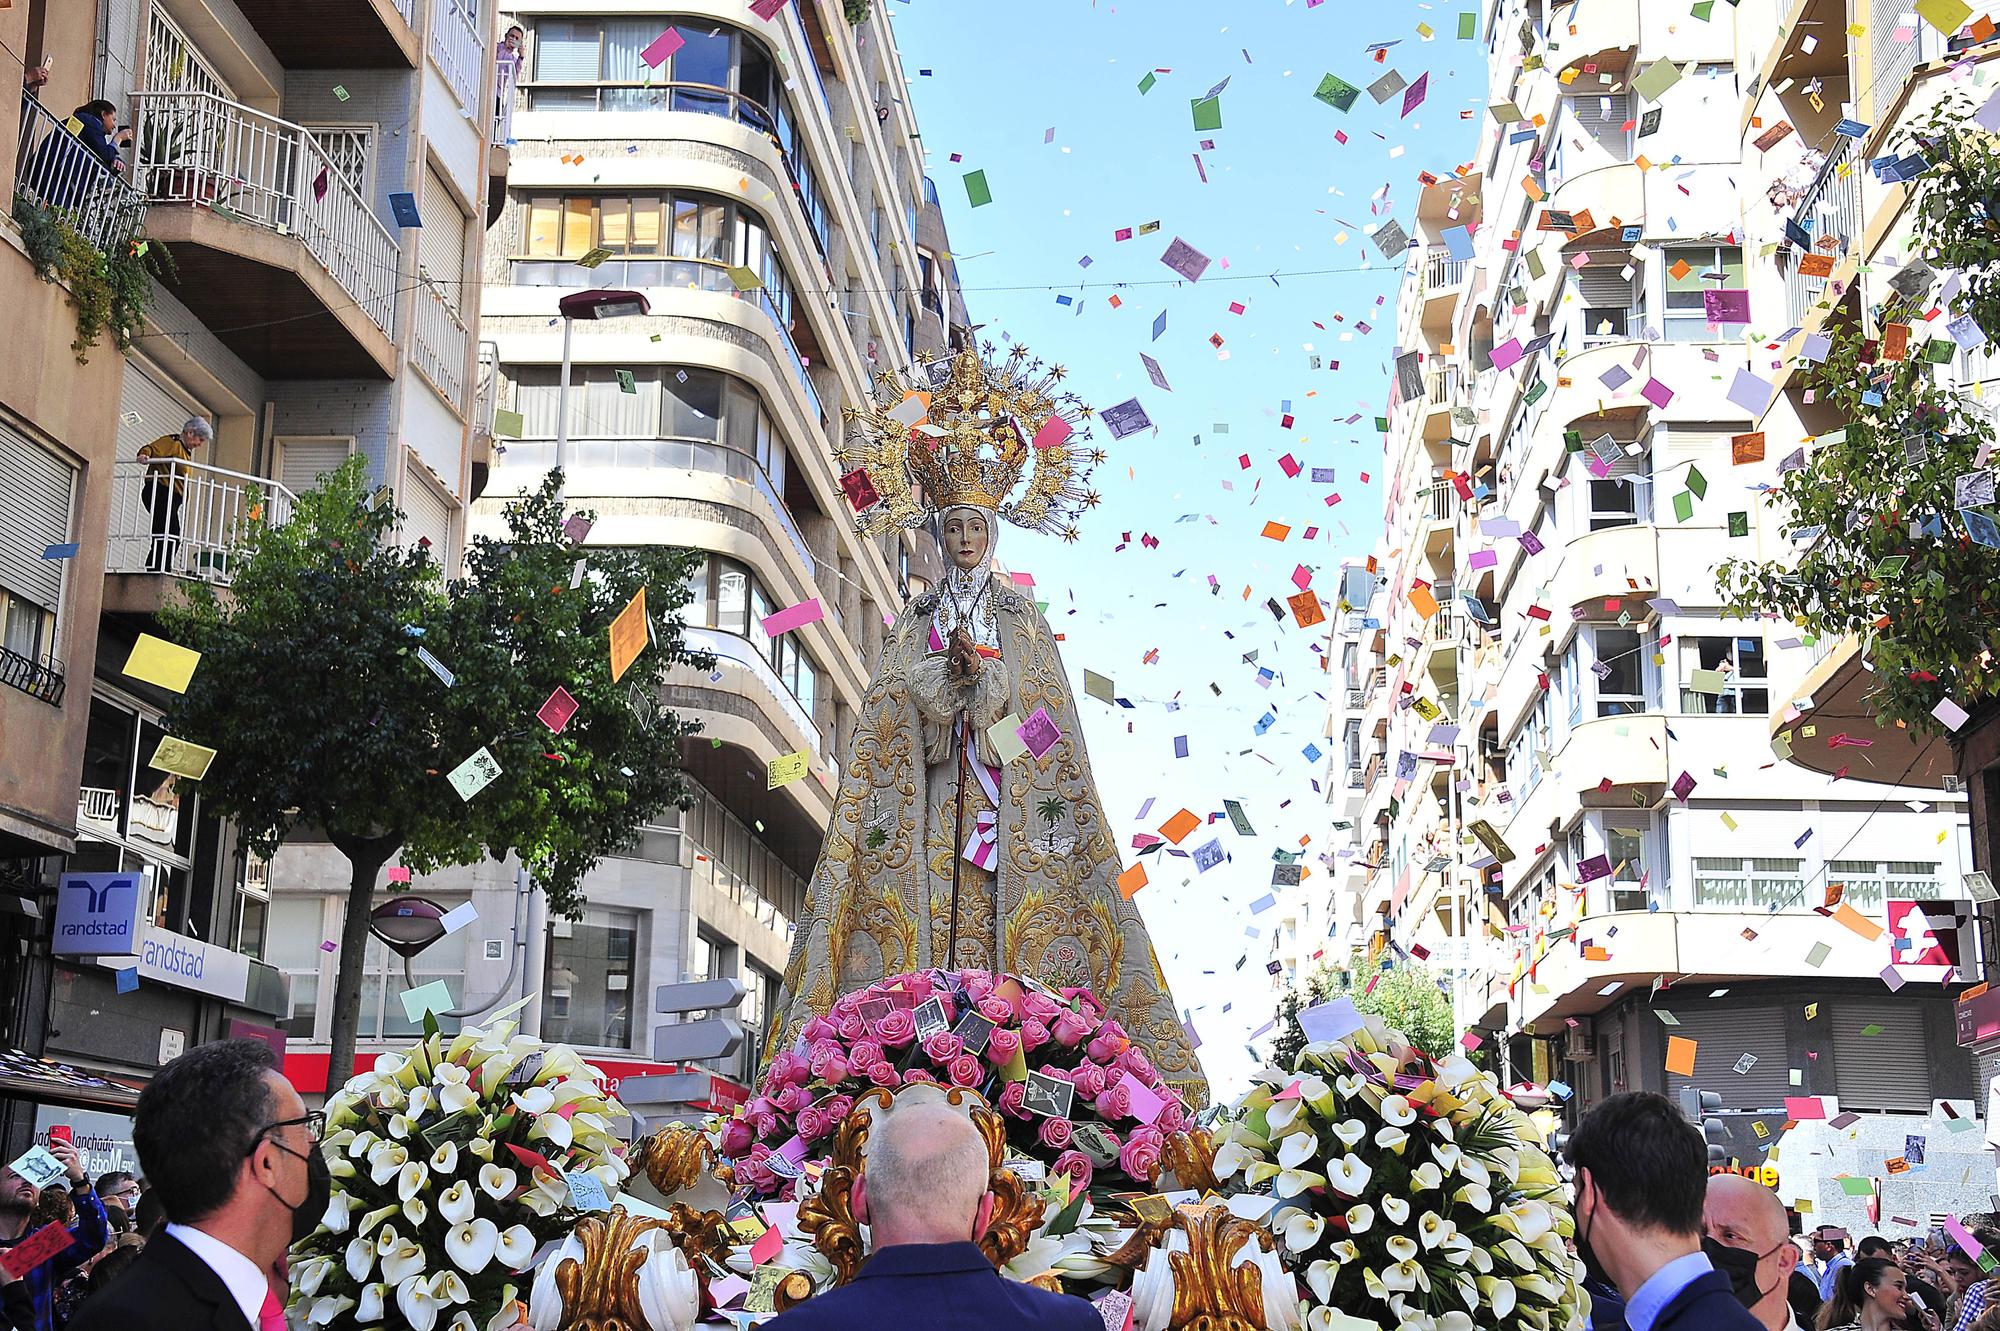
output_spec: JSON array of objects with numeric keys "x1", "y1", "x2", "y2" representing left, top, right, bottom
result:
[
  {"x1": 398, "y1": 460, "x2": 456, "y2": 571},
  {"x1": 1830, "y1": 1003, "x2": 1932, "y2": 1111},
  {"x1": 420, "y1": 166, "x2": 470, "y2": 313},
  {"x1": 0, "y1": 426, "x2": 76, "y2": 613},
  {"x1": 277, "y1": 438, "x2": 355, "y2": 496},
  {"x1": 1662, "y1": 1005, "x2": 1793, "y2": 1111}
]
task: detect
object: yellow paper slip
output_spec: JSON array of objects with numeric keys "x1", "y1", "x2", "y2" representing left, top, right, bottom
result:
[
  {"x1": 148, "y1": 735, "x2": 217, "y2": 780},
  {"x1": 124, "y1": 634, "x2": 201, "y2": 693}
]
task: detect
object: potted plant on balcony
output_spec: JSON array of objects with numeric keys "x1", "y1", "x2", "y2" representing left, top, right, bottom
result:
[{"x1": 140, "y1": 115, "x2": 219, "y2": 206}]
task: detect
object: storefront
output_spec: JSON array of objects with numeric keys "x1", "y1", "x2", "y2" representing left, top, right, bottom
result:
[{"x1": 0, "y1": 1049, "x2": 142, "y2": 1175}]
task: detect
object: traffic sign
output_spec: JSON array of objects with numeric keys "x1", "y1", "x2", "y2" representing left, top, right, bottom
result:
[
  {"x1": 615, "y1": 1071, "x2": 717, "y2": 1107},
  {"x1": 654, "y1": 977, "x2": 746, "y2": 1014},
  {"x1": 651, "y1": 1016, "x2": 744, "y2": 1064}
]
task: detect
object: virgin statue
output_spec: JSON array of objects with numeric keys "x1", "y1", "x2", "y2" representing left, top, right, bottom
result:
[{"x1": 767, "y1": 344, "x2": 1208, "y2": 1103}]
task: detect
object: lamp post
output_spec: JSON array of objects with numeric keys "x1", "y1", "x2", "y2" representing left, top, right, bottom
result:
[{"x1": 552, "y1": 288, "x2": 650, "y2": 504}]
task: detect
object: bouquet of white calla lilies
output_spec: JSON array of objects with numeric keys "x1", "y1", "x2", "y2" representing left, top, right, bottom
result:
[
  {"x1": 288, "y1": 1019, "x2": 632, "y2": 1331},
  {"x1": 1205, "y1": 1016, "x2": 1588, "y2": 1331}
]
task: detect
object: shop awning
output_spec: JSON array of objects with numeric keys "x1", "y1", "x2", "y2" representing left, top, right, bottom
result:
[{"x1": 0, "y1": 1048, "x2": 143, "y2": 1112}]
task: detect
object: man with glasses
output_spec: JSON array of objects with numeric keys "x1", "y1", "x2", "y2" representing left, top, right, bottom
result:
[
  {"x1": 93, "y1": 1174, "x2": 139, "y2": 1233},
  {"x1": 68, "y1": 1041, "x2": 328, "y2": 1331}
]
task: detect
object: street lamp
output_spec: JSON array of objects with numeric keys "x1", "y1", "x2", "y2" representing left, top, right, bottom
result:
[{"x1": 552, "y1": 288, "x2": 651, "y2": 503}]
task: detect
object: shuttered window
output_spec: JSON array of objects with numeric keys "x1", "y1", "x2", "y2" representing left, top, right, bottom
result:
[
  {"x1": 420, "y1": 167, "x2": 470, "y2": 313},
  {"x1": 1830, "y1": 1004, "x2": 1933, "y2": 1111},
  {"x1": 1568, "y1": 249, "x2": 1640, "y2": 340},
  {"x1": 1663, "y1": 1005, "x2": 1794, "y2": 1111},
  {"x1": 399, "y1": 461, "x2": 456, "y2": 571},
  {"x1": 1568, "y1": 91, "x2": 1633, "y2": 157},
  {"x1": 0, "y1": 425, "x2": 75, "y2": 622},
  {"x1": 277, "y1": 438, "x2": 355, "y2": 496}
]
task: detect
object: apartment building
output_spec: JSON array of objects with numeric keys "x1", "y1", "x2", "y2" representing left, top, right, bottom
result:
[
  {"x1": 259, "y1": 0, "x2": 967, "y2": 1108},
  {"x1": 1348, "y1": 0, "x2": 1987, "y2": 1228},
  {"x1": 0, "y1": 0, "x2": 497, "y2": 1155}
]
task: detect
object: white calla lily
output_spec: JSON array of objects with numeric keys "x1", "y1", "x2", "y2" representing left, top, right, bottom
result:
[
  {"x1": 1344, "y1": 1203, "x2": 1374, "y2": 1234},
  {"x1": 431, "y1": 1141, "x2": 459, "y2": 1175},
  {"x1": 295, "y1": 1257, "x2": 336, "y2": 1297},
  {"x1": 397, "y1": 1274, "x2": 439, "y2": 1331},
  {"x1": 1385, "y1": 1235, "x2": 1419, "y2": 1264},
  {"x1": 1305, "y1": 1259, "x2": 1339, "y2": 1304},
  {"x1": 1281, "y1": 1211, "x2": 1325, "y2": 1253},
  {"x1": 1382, "y1": 1196, "x2": 1410, "y2": 1225},
  {"x1": 445, "y1": 1218, "x2": 500, "y2": 1275},
  {"x1": 439, "y1": 1180, "x2": 476, "y2": 1225},
  {"x1": 496, "y1": 1224, "x2": 538, "y2": 1271},
  {"x1": 356, "y1": 1283, "x2": 387, "y2": 1323},
  {"x1": 1327, "y1": 1153, "x2": 1372, "y2": 1197},
  {"x1": 1276, "y1": 1132, "x2": 1318, "y2": 1170},
  {"x1": 381, "y1": 1238, "x2": 428, "y2": 1285},
  {"x1": 344, "y1": 1236, "x2": 375, "y2": 1283},
  {"x1": 305, "y1": 1296, "x2": 354, "y2": 1326},
  {"x1": 1380, "y1": 1093, "x2": 1417, "y2": 1126},
  {"x1": 1329, "y1": 1118, "x2": 1367, "y2": 1148},
  {"x1": 480, "y1": 1162, "x2": 518, "y2": 1201},
  {"x1": 397, "y1": 1161, "x2": 431, "y2": 1201}
]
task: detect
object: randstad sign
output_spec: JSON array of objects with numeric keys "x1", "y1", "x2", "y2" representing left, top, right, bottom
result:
[{"x1": 52, "y1": 873, "x2": 142, "y2": 957}]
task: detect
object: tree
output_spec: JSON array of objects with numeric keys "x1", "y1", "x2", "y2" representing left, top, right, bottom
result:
[
  {"x1": 1718, "y1": 95, "x2": 2000, "y2": 739},
  {"x1": 1270, "y1": 957, "x2": 1464, "y2": 1068},
  {"x1": 161, "y1": 459, "x2": 707, "y2": 1084}
]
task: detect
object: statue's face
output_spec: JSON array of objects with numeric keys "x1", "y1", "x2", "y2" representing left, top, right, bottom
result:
[{"x1": 942, "y1": 511, "x2": 989, "y2": 570}]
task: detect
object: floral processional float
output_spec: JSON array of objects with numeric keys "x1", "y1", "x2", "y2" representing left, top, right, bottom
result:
[{"x1": 282, "y1": 970, "x2": 1588, "y2": 1331}]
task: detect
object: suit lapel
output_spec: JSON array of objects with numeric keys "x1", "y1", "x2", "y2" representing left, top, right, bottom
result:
[{"x1": 150, "y1": 1232, "x2": 254, "y2": 1331}]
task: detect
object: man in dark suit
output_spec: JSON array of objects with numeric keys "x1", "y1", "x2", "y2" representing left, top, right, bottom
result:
[
  {"x1": 69, "y1": 1041, "x2": 327, "y2": 1331},
  {"x1": 1565, "y1": 1092, "x2": 1762, "y2": 1331},
  {"x1": 767, "y1": 1091, "x2": 1097, "y2": 1331}
]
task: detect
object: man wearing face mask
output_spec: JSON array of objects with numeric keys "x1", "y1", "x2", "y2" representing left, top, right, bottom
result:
[
  {"x1": 1706, "y1": 1174, "x2": 1805, "y2": 1330},
  {"x1": 68, "y1": 1040, "x2": 329, "y2": 1331},
  {"x1": 1564, "y1": 1092, "x2": 1763, "y2": 1331}
]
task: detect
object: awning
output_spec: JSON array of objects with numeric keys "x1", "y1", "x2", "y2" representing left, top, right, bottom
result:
[{"x1": 0, "y1": 1048, "x2": 143, "y2": 1113}]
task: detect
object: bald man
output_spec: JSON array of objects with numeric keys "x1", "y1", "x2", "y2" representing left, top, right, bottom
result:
[
  {"x1": 1705, "y1": 1174, "x2": 1803, "y2": 1331},
  {"x1": 767, "y1": 1095, "x2": 1096, "y2": 1331}
]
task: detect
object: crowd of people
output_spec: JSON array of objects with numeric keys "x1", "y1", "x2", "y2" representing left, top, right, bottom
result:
[{"x1": 0, "y1": 1138, "x2": 157, "y2": 1331}]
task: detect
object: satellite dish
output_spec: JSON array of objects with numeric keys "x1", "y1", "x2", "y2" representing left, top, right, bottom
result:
[{"x1": 369, "y1": 896, "x2": 449, "y2": 958}]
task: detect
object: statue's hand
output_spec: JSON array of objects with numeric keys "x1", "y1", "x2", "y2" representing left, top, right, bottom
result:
[{"x1": 947, "y1": 628, "x2": 983, "y2": 686}]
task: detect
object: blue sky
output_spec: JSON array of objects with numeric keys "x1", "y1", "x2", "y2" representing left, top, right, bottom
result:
[{"x1": 888, "y1": 0, "x2": 1485, "y2": 1093}]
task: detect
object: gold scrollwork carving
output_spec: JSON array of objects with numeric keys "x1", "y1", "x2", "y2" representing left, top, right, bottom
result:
[
  {"x1": 629, "y1": 1124, "x2": 716, "y2": 1198},
  {"x1": 1163, "y1": 1203, "x2": 1281, "y2": 1331},
  {"x1": 550, "y1": 1206, "x2": 669, "y2": 1331}
]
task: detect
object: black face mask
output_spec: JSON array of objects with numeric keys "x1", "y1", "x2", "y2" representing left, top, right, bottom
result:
[
  {"x1": 1577, "y1": 1185, "x2": 1613, "y2": 1291},
  {"x1": 265, "y1": 1143, "x2": 331, "y2": 1246},
  {"x1": 1704, "y1": 1234, "x2": 1782, "y2": 1309}
]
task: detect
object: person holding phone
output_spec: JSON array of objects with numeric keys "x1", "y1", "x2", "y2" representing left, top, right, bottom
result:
[{"x1": 0, "y1": 1136, "x2": 108, "y2": 1331}]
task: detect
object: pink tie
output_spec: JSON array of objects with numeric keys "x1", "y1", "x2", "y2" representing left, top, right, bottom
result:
[{"x1": 260, "y1": 1285, "x2": 287, "y2": 1331}]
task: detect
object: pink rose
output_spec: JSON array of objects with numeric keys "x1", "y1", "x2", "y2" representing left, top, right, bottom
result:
[
  {"x1": 1071, "y1": 1062, "x2": 1109, "y2": 1100},
  {"x1": 796, "y1": 1106, "x2": 831, "y2": 1142},
  {"x1": 1087, "y1": 1022, "x2": 1129, "y2": 1064},
  {"x1": 801, "y1": 1017, "x2": 840, "y2": 1044},
  {"x1": 876, "y1": 1009, "x2": 917, "y2": 1047},
  {"x1": 985, "y1": 1027, "x2": 1022, "y2": 1065},
  {"x1": 1022, "y1": 992, "x2": 1062, "y2": 1023},
  {"x1": 997, "y1": 1081, "x2": 1030, "y2": 1119},
  {"x1": 745, "y1": 1101, "x2": 779, "y2": 1138},
  {"x1": 903, "y1": 1068, "x2": 940, "y2": 1088},
  {"x1": 1020, "y1": 1019, "x2": 1051, "y2": 1053},
  {"x1": 1120, "y1": 1047, "x2": 1157, "y2": 1084},
  {"x1": 922, "y1": 1032, "x2": 965, "y2": 1064},
  {"x1": 1096, "y1": 1083, "x2": 1133, "y2": 1120},
  {"x1": 1051, "y1": 1010, "x2": 1093, "y2": 1047},
  {"x1": 1156, "y1": 1102, "x2": 1190, "y2": 1134},
  {"x1": 963, "y1": 972, "x2": 995, "y2": 1002},
  {"x1": 1062, "y1": 988, "x2": 1106, "y2": 1022},
  {"x1": 976, "y1": 997, "x2": 1014, "y2": 1025},
  {"x1": 1119, "y1": 1128, "x2": 1165, "y2": 1182},
  {"x1": 719, "y1": 1119, "x2": 753, "y2": 1156},
  {"x1": 1052, "y1": 1150, "x2": 1094, "y2": 1192},
  {"x1": 1037, "y1": 1116, "x2": 1075, "y2": 1151},
  {"x1": 947, "y1": 1054, "x2": 984, "y2": 1087},
  {"x1": 850, "y1": 1040, "x2": 885, "y2": 1070},
  {"x1": 810, "y1": 1048, "x2": 850, "y2": 1084},
  {"x1": 837, "y1": 1014, "x2": 867, "y2": 1041},
  {"x1": 867, "y1": 1062, "x2": 901, "y2": 1089},
  {"x1": 773, "y1": 1084, "x2": 810, "y2": 1115},
  {"x1": 823, "y1": 1094, "x2": 854, "y2": 1123}
]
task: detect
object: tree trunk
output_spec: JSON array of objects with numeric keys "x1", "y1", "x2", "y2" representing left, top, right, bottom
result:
[{"x1": 324, "y1": 832, "x2": 403, "y2": 1091}]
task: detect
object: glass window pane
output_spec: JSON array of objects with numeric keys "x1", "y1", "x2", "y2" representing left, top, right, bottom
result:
[
  {"x1": 80, "y1": 700, "x2": 134, "y2": 835},
  {"x1": 131, "y1": 719, "x2": 188, "y2": 858},
  {"x1": 673, "y1": 26, "x2": 731, "y2": 90},
  {"x1": 562, "y1": 198, "x2": 593, "y2": 256},
  {"x1": 716, "y1": 562, "x2": 748, "y2": 634},
  {"x1": 600, "y1": 198, "x2": 629, "y2": 250},
  {"x1": 670, "y1": 199, "x2": 706, "y2": 260},
  {"x1": 664, "y1": 370, "x2": 723, "y2": 440},
  {"x1": 526, "y1": 198, "x2": 561, "y2": 256},
  {"x1": 749, "y1": 582, "x2": 773, "y2": 659},
  {"x1": 630, "y1": 200, "x2": 662, "y2": 254},
  {"x1": 542, "y1": 908, "x2": 638, "y2": 1048},
  {"x1": 602, "y1": 19, "x2": 653, "y2": 81},
  {"x1": 533, "y1": 20, "x2": 601, "y2": 81}
]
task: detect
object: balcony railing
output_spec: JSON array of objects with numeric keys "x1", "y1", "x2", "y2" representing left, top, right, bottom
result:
[
  {"x1": 493, "y1": 55, "x2": 518, "y2": 144},
  {"x1": 474, "y1": 340, "x2": 499, "y2": 438},
  {"x1": 130, "y1": 90, "x2": 400, "y2": 337},
  {"x1": 1784, "y1": 137, "x2": 1863, "y2": 327},
  {"x1": 412, "y1": 282, "x2": 469, "y2": 409},
  {"x1": 77, "y1": 786, "x2": 119, "y2": 828},
  {"x1": 1422, "y1": 483, "x2": 1454, "y2": 522},
  {"x1": 106, "y1": 458, "x2": 297, "y2": 583},
  {"x1": 680, "y1": 624, "x2": 820, "y2": 758},
  {"x1": 1427, "y1": 601, "x2": 1460, "y2": 644},
  {"x1": 1426, "y1": 365, "x2": 1462, "y2": 405},
  {"x1": 14, "y1": 92, "x2": 150, "y2": 257},
  {"x1": 1424, "y1": 246, "x2": 1467, "y2": 290},
  {"x1": 429, "y1": 0, "x2": 482, "y2": 116},
  {"x1": 1345, "y1": 687, "x2": 1366, "y2": 709},
  {"x1": 1346, "y1": 764, "x2": 1366, "y2": 790},
  {"x1": 0, "y1": 644, "x2": 65, "y2": 706}
]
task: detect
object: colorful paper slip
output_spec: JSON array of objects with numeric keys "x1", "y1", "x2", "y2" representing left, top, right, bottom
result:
[
  {"x1": 761, "y1": 599, "x2": 825, "y2": 637},
  {"x1": 123, "y1": 634, "x2": 201, "y2": 693},
  {"x1": 608, "y1": 587, "x2": 648, "y2": 683},
  {"x1": 148, "y1": 735, "x2": 217, "y2": 781}
]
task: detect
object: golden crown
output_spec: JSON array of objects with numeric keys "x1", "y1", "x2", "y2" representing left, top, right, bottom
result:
[{"x1": 835, "y1": 343, "x2": 1104, "y2": 542}]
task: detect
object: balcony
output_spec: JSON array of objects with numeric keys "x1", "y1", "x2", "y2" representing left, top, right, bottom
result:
[
  {"x1": 1782, "y1": 138, "x2": 1863, "y2": 327},
  {"x1": 129, "y1": 91, "x2": 400, "y2": 379},
  {"x1": 0, "y1": 645, "x2": 65, "y2": 707},
  {"x1": 678, "y1": 625, "x2": 819, "y2": 760},
  {"x1": 14, "y1": 92, "x2": 149, "y2": 258},
  {"x1": 473, "y1": 341, "x2": 500, "y2": 440},
  {"x1": 1551, "y1": 523, "x2": 1659, "y2": 615},
  {"x1": 428, "y1": 0, "x2": 483, "y2": 116},
  {"x1": 412, "y1": 282, "x2": 469, "y2": 411},
  {"x1": 1424, "y1": 246, "x2": 1467, "y2": 291},
  {"x1": 228, "y1": 0, "x2": 419, "y2": 67},
  {"x1": 103, "y1": 459, "x2": 297, "y2": 585},
  {"x1": 1426, "y1": 600, "x2": 1460, "y2": 645}
]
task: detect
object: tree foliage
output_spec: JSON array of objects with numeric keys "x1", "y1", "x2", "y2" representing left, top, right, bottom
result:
[
  {"x1": 1271, "y1": 958, "x2": 1463, "y2": 1068},
  {"x1": 161, "y1": 458, "x2": 708, "y2": 1081},
  {"x1": 1716, "y1": 96, "x2": 2000, "y2": 738}
]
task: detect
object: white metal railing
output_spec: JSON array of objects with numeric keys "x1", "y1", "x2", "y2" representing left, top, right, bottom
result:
[
  {"x1": 1428, "y1": 600, "x2": 1459, "y2": 644},
  {"x1": 681, "y1": 624, "x2": 820, "y2": 757},
  {"x1": 1784, "y1": 137, "x2": 1863, "y2": 326},
  {"x1": 493, "y1": 54, "x2": 517, "y2": 143},
  {"x1": 430, "y1": 0, "x2": 482, "y2": 116},
  {"x1": 413, "y1": 283, "x2": 469, "y2": 408},
  {"x1": 392, "y1": 0, "x2": 418, "y2": 26},
  {"x1": 1425, "y1": 245, "x2": 1467, "y2": 290},
  {"x1": 77, "y1": 787, "x2": 120, "y2": 826},
  {"x1": 474, "y1": 340, "x2": 499, "y2": 437},
  {"x1": 1425, "y1": 365, "x2": 1462, "y2": 406},
  {"x1": 145, "y1": 6, "x2": 229, "y2": 99},
  {"x1": 106, "y1": 458, "x2": 297, "y2": 582},
  {"x1": 14, "y1": 92, "x2": 149, "y2": 256},
  {"x1": 130, "y1": 91, "x2": 400, "y2": 337}
]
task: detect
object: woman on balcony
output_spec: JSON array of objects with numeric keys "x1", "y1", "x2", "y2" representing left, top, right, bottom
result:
[{"x1": 136, "y1": 418, "x2": 211, "y2": 574}]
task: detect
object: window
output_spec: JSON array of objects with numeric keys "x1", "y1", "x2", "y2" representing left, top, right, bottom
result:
[
  {"x1": 1694, "y1": 857, "x2": 1804, "y2": 911},
  {"x1": 1827, "y1": 860, "x2": 1942, "y2": 911},
  {"x1": 681, "y1": 554, "x2": 825, "y2": 719},
  {"x1": 1570, "y1": 250, "x2": 1641, "y2": 342},
  {"x1": 267, "y1": 896, "x2": 327, "y2": 1041},
  {"x1": 1572, "y1": 437, "x2": 1650, "y2": 530},
  {"x1": 359, "y1": 926, "x2": 466, "y2": 1040},
  {"x1": 1592, "y1": 627, "x2": 1649, "y2": 715},
  {"x1": 1662, "y1": 245, "x2": 1746, "y2": 342},
  {"x1": 506, "y1": 365, "x2": 786, "y2": 492},
  {"x1": 528, "y1": 20, "x2": 767, "y2": 115},
  {"x1": 0, "y1": 429, "x2": 76, "y2": 695},
  {"x1": 1680, "y1": 636, "x2": 1769, "y2": 714},
  {"x1": 543, "y1": 908, "x2": 639, "y2": 1049},
  {"x1": 738, "y1": 964, "x2": 778, "y2": 1084}
]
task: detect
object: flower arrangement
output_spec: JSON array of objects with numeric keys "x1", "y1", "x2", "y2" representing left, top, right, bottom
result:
[
  {"x1": 1207, "y1": 1015, "x2": 1587, "y2": 1331},
  {"x1": 288, "y1": 1019, "x2": 633, "y2": 1331},
  {"x1": 718, "y1": 969, "x2": 1193, "y2": 1201}
]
